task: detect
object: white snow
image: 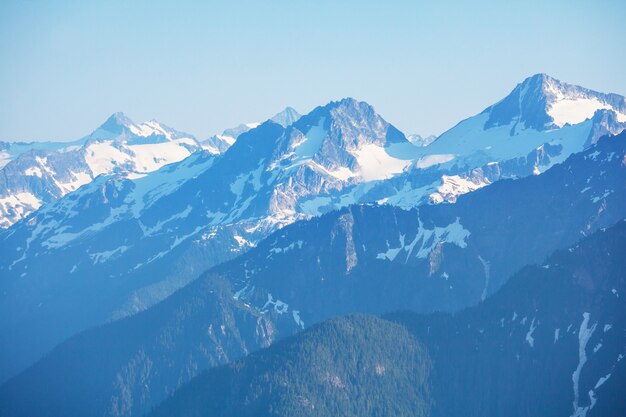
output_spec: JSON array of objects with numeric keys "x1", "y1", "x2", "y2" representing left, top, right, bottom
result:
[
  {"x1": 233, "y1": 235, "x2": 253, "y2": 247},
  {"x1": 127, "y1": 139, "x2": 198, "y2": 173},
  {"x1": 376, "y1": 235, "x2": 406, "y2": 261},
  {"x1": 292, "y1": 310, "x2": 305, "y2": 329},
  {"x1": 299, "y1": 196, "x2": 333, "y2": 216},
  {"x1": 377, "y1": 217, "x2": 470, "y2": 262},
  {"x1": 84, "y1": 138, "x2": 198, "y2": 177},
  {"x1": 385, "y1": 182, "x2": 436, "y2": 209},
  {"x1": 430, "y1": 174, "x2": 491, "y2": 204},
  {"x1": 233, "y1": 284, "x2": 253, "y2": 301},
  {"x1": 594, "y1": 374, "x2": 611, "y2": 390},
  {"x1": 24, "y1": 167, "x2": 43, "y2": 177},
  {"x1": 591, "y1": 189, "x2": 613, "y2": 203},
  {"x1": 89, "y1": 246, "x2": 129, "y2": 264},
  {"x1": 262, "y1": 293, "x2": 289, "y2": 314},
  {"x1": 414, "y1": 154, "x2": 455, "y2": 169},
  {"x1": 585, "y1": 150, "x2": 601, "y2": 161},
  {"x1": 353, "y1": 143, "x2": 414, "y2": 181},
  {"x1": 84, "y1": 141, "x2": 132, "y2": 176},
  {"x1": 140, "y1": 205, "x2": 193, "y2": 236},
  {"x1": 478, "y1": 255, "x2": 491, "y2": 301},
  {"x1": 571, "y1": 312, "x2": 597, "y2": 417},
  {"x1": 425, "y1": 111, "x2": 595, "y2": 170},
  {"x1": 57, "y1": 171, "x2": 93, "y2": 193},
  {"x1": 0, "y1": 192, "x2": 42, "y2": 227},
  {"x1": 548, "y1": 97, "x2": 626, "y2": 128},
  {"x1": 293, "y1": 118, "x2": 326, "y2": 158},
  {"x1": 230, "y1": 160, "x2": 265, "y2": 204},
  {"x1": 0, "y1": 151, "x2": 10, "y2": 169},
  {"x1": 269, "y1": 240, "x2": 303, "y2": 255},
  {"x1": 526, "y1": 318, "x2": 537, "y2": 347}
]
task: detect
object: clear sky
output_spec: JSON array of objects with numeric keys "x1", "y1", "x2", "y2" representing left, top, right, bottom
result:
[{"x1": 1, "y1": 0, "x2": 625, "y2": 142}]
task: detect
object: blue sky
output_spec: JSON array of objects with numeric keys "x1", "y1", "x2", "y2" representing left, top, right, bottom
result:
[{"x1": 1, "y1": 0, "x2": 625, "y2": 141}]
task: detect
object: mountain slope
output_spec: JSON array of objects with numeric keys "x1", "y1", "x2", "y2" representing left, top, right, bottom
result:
[
  {"x1": 147, "y1": 219, "x2": 626, "y2": 417},
  {"x1": 426, "y1": 73, "x2": 626, "y2": 166},
  {"x1": 0, "y1": 275, "x2": 299, "y2": 417},
  {"x1": 1, "y1": 132, "x2": 624, "y2": 417},
  {"x1": 222, "y1": 133, "x2": 626, "y2": 325},
  {"x1": 151, "y1": 314, "x2": 432, "y2": 417},
  {"x1": 388, "y1": 220, "x2": 626, "y2": 417},
  {"x1": 0, "y1": 98, "x2": 422, "y2": 382},
  {"x1": 0, "y1": 75, "x2": 624, "y2": 383},
  {"x1": 286, "y1": 74, "x2": 626, "y2": 212}
]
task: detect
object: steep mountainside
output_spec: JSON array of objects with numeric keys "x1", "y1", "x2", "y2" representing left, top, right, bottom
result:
[
  {"x1": 0, "y1": 98, "x2": 422, "y2": 382},
  {"x1": 146, "y1": 219, "x2": 626, "y2": 417},
  {"x1": 0, "y1": 75, "x2": 624, "y2": 383},
  {"x1": 1, "y1": 133, "x2": 624, "y2": 417},
  {"x1": 221, "y1": 133, "x2": 626, "y2": 326},
  {"x1": 389, "y1": 221, "x2": 626, "y2": 417},
  {"x1": 0, "y1": 275, "x2": 300, "y2": 417},
  {"x1": 151, "y1": 314, "x2": 433, "y2": 417}
]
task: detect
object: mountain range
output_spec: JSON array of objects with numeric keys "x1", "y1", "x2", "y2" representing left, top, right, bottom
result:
[
  {"x1": 0, "y1": 73, "x2": 625, "y2": 416},
  {"x1": 1, "y1": 129, "x2": 624, "y2": 416},
  {"x1": 149, "y1": 219, "x2": 626, "y2": 417},
  {"x1": 0, "y1": 108, "x2": 301, "y2": 229}
]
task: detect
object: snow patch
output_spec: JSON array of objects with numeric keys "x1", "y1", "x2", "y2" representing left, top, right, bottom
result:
[
  {"x1": 269, "y1": 240, "x2": 304, "y2": 255},
  {"x1": 526, "y1": 318, "x2": 537, "y2": 348},
  {"x1": 548, "y1": 97, "x2": 626, "y2": 128},
  {"x1": 571, "y1": 312, "x2": 597, "y2": 417},
  {"x1": 292, "y1": 310, "x2": 305, "y2": 329},
  {"x1": 376, "y1": 218, "x2": 470, "y2": 262},
  {"x1": 354, "y1": 143, "x2": 414, "y2": 181},
  {"x1": 89, "y1": 246, "x2": 129, "y2": 264},
  {"x1": 262, "y1": 293, "x2": 289, "y2": 314}
]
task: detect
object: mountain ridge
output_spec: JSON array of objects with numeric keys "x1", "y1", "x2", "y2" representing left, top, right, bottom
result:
[
  {"x1": 0, "y1": 74, "x2": 625, "y2": 385},
  {"x1": 1, "y1": 131, "x2": 623, "y2": 416}
]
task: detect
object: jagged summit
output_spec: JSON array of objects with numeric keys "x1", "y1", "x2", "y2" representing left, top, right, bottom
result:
[
  {"x1": 96, "y1": 112, "x2": 135, "y2": 136},
  {"x1": 270, "y1": 106, "x2": 301, "y2": 127},
  {"x1": 484, "y1": 73, "x2": 626, "y2": 131},
  {"x1": 263, "y1": 97, "x2": 413, "y2": 178},
  {"x1": 202, "y1": 107, "x2": 302, "y2": 155},
  {"x1": 87, "y1": 112, "x2": 197, "y2": 143}
]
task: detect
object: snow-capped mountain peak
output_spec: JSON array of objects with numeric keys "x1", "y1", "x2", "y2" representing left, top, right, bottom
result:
[
  {"x1": 88, "y1": 113, "x2": 196, "y2": 144},
  {"x1": 484, "y1": 73, "x2": 626, "y2": 131},
  {"x1": 271, "y1": 98, "x2": 418, "y2": 182},
  {"x1": 0, "y1": 114, "x2": 203, "y2": 228},
  {"x1": 201, "y1": 107, "x2": 302, "y2": 155},
  {"x1": 270, "y1": 106, "x2": 301, "y2": 127}
]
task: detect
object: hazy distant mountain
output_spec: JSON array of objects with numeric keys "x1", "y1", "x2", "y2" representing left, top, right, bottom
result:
[
  {"x1": 1, "y1": 75, "x2": 625, "y2": 384},
  {"x1": 2, "y1": 132, "x2": 623, "y2": 417},
  {"x1": 0, "y1": 113, "x2": 203, "y2": 228},
  {"x1": 0, "y1": 97, "x2": 418, "y2": 382},
  {"x1": 200, "y1": 107, "x2": 302, "y2": 154},
  {"x1": 407, "y1": 133, "x2": 437, "y2": 146}
]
